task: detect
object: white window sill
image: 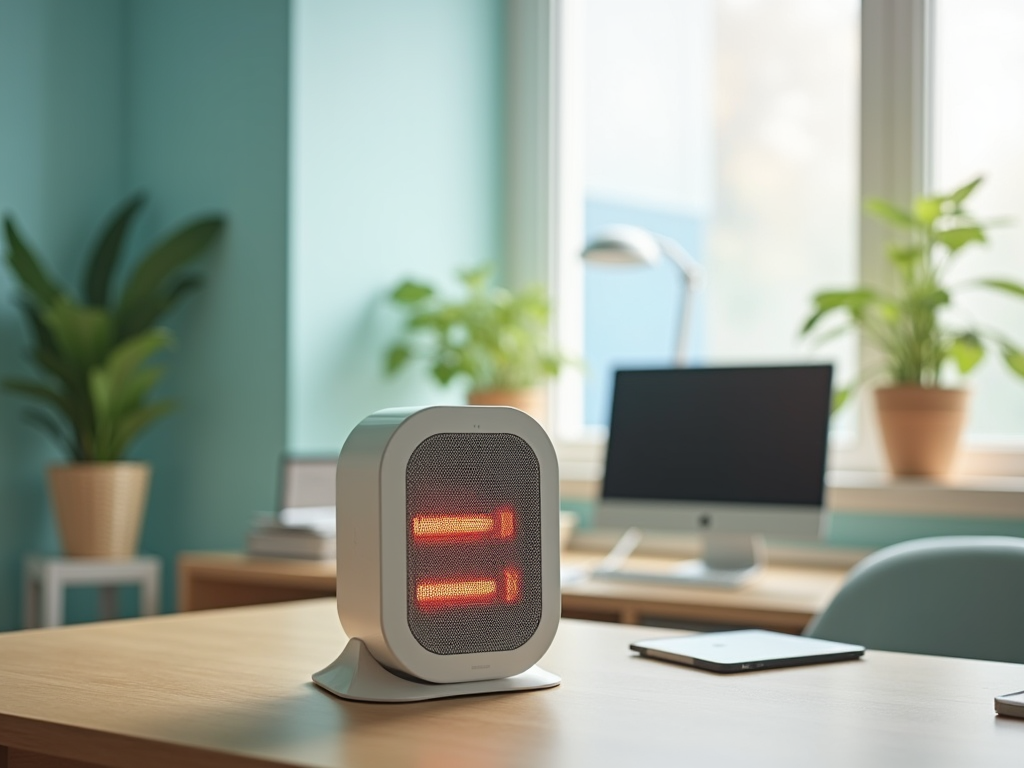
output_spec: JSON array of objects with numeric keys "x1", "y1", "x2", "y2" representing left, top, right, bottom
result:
[
  {"x1": 824, "y1": 470, "x2": 1024, "y2": 518},
  {"x1": 559, "y1": 463, "x2": 1024, "y2": 519}
]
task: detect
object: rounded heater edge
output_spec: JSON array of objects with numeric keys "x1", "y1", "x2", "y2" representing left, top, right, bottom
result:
[{"x1": 334, "y1": 405, "x2": 561, "y2": 686}]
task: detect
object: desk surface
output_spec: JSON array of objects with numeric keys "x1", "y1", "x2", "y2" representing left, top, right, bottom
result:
[
  {"x1": 2, "y1": 599, "x2": 1022, "y2": 768},
  {"x1": 178, "y1": 551, "x2": 846, "y2": 632},
  {"x1": 559, "y1": 552, "x2": 846, "y2": 631}
]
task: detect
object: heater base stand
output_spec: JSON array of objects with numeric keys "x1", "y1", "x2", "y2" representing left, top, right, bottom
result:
[{"x1": 313, "y1": 638, "x2": 560, "y2": 703}]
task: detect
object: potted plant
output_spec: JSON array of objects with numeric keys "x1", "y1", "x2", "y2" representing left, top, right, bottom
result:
[
  {"x1": 3, "y1": 194, "x2": 224, "y2": 556},
  {"x1": 801, "y1": 176, "x2": 1024, "y2": 477},
  {"x1": 385, "y1": 265, "x2": 567, "y2": 424}
]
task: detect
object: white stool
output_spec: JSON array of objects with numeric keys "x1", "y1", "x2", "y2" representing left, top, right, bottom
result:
[{"x1": 23, "y1": 556, "x2": 162, "y2": 628}]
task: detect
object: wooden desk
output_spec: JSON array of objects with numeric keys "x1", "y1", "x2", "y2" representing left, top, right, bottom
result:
[
  {"x1": 177, "y1": 552, "x2": 335, "y2": 611},
  {"x1": 560, "y1": 553, "x2": 847, "y2": 632},
  {"x1": 1, "y1": 599, "x2": 1022, "y2": 767},
  {"x1": 178, "y1": 551, "x2": 846, "y2": 633}
]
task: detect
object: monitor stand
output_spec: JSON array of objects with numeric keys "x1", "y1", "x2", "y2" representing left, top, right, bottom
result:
[{"x1": 592, "y1": 528, "x2": 765, "y2": 588}]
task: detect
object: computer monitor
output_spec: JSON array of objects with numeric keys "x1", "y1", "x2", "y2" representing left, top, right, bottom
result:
[{"x1": 595, "y1": 365, "x2": 832, "y2": 587}]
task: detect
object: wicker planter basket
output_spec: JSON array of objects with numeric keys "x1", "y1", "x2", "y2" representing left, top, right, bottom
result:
[
  {"x1": 875, "y1": 387, "x2": 968, "y2": 478},
  {"x1": 48, "y1": 462, "x2": 151, "y2": 557},
  {"x1": 469, "y1": 388, "x2": 546, "y2": 427}
]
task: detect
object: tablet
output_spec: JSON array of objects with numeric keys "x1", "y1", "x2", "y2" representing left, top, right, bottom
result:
[
  {"x1": 995, "y1": 690, "x2": 1024, "y2": 718},
  {"x1": 630, "y1": 629, "x2": 865, "y2": 673}
]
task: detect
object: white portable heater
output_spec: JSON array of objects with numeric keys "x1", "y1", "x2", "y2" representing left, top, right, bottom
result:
[{"x1": 313, "y1": 405, "x2": 562, "y2": 702}]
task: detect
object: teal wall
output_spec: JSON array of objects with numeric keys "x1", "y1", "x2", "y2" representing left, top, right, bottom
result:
[
  {"x1": 288, "y1": 0, "x2": 505, "y2": 453},
  {"x1": 125, "y1": 0, "x2": 290, "y2": 609},
  {"x1": 0, "y1": 0, "x2": 129, "y2": 630},
  {"x1": 0, "y1": 0, "x2": 505, "y2": 631},
  {"x1": 0, "y1": 0, "x2": 290, "y2": 630}
]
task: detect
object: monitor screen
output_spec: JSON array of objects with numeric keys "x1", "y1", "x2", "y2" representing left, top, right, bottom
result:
[{"x1": 602, "y1": 366, "x2": 832, "y2": 508}]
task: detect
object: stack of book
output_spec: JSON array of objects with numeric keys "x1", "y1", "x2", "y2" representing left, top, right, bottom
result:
[{"x1": 246, "y1": 514, "x2": 335, "y2": 560}]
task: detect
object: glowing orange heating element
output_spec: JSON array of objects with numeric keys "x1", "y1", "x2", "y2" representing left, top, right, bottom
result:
[
  {"x1": 503, "y1": 566, "x2": 521, "y2": 603},
  {"x1": 412, "y1": 506, "x2": 517, "y2": 543},
  {"x1": 412, "y1": 514, "x2": 492, "y2": 540},
  {"x1": 414, "y1": 567, "x2": 523, "y2": 609},
  {"x1": 495, "y1": 505, "x2": 516, "y2": 539},
  {"x1": 416, "y1": 578, "x2": 497, "y2": 607}
]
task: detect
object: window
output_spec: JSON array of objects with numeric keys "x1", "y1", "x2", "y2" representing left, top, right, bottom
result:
[
  {"x1": 567, "y1": 0, "x2": 859, "y2": 437},
  {"x1": 933, "y1": 0, "x2": 1024, "y2": 444},
  {"x1": 507, "y1": 0, "x2": 1024, "y2": 479}
]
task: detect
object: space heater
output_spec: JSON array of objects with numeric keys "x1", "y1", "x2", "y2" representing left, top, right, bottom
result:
[{"x1": 313, "y1": 405, "x2": 561, "y2": 702}]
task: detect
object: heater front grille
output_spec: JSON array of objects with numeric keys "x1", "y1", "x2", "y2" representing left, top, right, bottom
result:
[{"x1": 406, "y1": 432, "x2": 543, "y2": 655}]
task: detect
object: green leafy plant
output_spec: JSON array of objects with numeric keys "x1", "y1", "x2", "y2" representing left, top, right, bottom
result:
[
  {"x1": 3, "y1": 195, "x2": 224, "y2": 460},
  {"x1": 386, "y1": 266, "x2": 567, "y2": 392},
  {"x1": 801, "y1": 177, "x2": 1024, "y2": 409}
]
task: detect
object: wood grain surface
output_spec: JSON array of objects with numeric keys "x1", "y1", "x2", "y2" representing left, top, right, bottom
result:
[
  {"x1": 177, "y1": 551, "x2": 846, "y2": 632},
  {"x1": 2, "y1": 599, "x2": 1023, "y2": 768}
]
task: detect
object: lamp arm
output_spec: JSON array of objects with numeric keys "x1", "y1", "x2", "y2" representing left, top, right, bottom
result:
[
  {"x1": 655, "y1": 236, "x2": 704, "y2": 286},
  {"x1": 654, "y1": 236, "x2": 703, "y2": 367}
]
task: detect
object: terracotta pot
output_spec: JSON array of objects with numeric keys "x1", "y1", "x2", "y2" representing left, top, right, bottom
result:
[
  {"x1": 47, "y1": 462, "x2": 152, "y2": 557},
  {"x1": 874, "y1": 387, "x2": 968, "y2": 478},
  {"x1": 468, "y1": 388, "x2": 546, "y2": 426}
]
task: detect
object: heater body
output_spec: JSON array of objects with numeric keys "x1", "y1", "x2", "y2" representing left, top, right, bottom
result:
[{"x1": 335, "y1": 405, "x2": 561, "y2": 685}]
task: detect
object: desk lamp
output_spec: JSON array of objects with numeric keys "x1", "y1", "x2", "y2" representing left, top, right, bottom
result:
[
  {"x1": 582, "y1": 224, "x2": 704, "y2": 365},
  {"x1": 313, "y1": 405, "x2": 561, "y2": 703}
]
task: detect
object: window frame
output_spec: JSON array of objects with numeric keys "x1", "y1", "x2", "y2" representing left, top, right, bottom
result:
[{"x1": 505, "y1": 0, "x2": 1024, "y2": 494}]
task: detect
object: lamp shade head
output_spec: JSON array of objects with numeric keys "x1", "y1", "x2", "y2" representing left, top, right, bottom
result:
[{"x1": 581, "y1": 224, "x2": 663, "y2": 267}]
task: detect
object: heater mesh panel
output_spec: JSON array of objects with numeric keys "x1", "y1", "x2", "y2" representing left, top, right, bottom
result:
[{"x1": 406, "y1": 432, "x2": 543, "y2": 655}]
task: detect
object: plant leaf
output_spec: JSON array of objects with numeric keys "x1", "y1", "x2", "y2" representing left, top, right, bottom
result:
[
  {"x1": 976, "y1": 278, "x2": 1024, "y2": 300},
  {"x1": 96, "y1": 329, "x2": 171, "y2": 427},
  {"x1": 387, "y1": 266, "x2": 564, "y2": 391},
  {"x1": 801, "y1": 289, "x2": 877, "y2": 335},
  {"x1": 104, "y1": 328, "x2": 173, "y2": 388},
  {"x1": 107, "y1": 400, "x2": 175, "y2": 461},
  {"x1": 1003, "y1": 345, "x2": 1024, "y2": 379},
  {"x1": 111, "y1": 366, "x2": 163, "y2": 416},
  {"x1": 831, "y1": 387, "x2": 851, "y2": 413},
  {"x1": 3, "y1": 378, "x2": 72, "y2": 416},
  {"x1": 433, "y1": 361, "x2": 459, "y2": 385},
  {"x1": 948, "y1": 176, "x2": 983, "y2": 205},
  {"x1": 864, "y1": 199, "x2": 916, "y2": 227},
  {"x1": 887, "y1": 244, "x2": 923, "y2": 267},
  {"x1": 34, "y1": 347, "x2": 75, "y2": 382},
  {"x1": 913, "y1": 197, "x2": 942, "y2": 226},
  {"x1": 949, "y1": 333, "x2": 984, "y2": 374},
  {"x1": 935, "y1": 227, "x2": 985, "y2": 253},
  {"x1": 20, "y1": 299, "x2": 57, "y2": 354},
  {"x1": 23, "y1": 408, "x2": 79, "y2": 459},
  {"x1": 116, "y1": 216, "x2": 223, "y2": 332},
  {"x1": 392, "y1": 281, "x2": 433, "y2": 304},
  {"x1": 3, "y1": 217, "x2": 61, "y2": 306},
  {"x1": 814, "y1": 289, "x2": 877, "y2": 310},
  {"x1": 120, "y1": 275, "x2": 204, "y2": 336},
  {"x1": 386, "y1": 344, "x2": 411, "y2": 374},
  {"x1": 88, "y1": 367, "x2": 114, "y2": 457},
  {"x1": 460, "y1": 265, "x2": 492, "y2": 291},
  {"x1": 42, "y1": 299, "x2": 115, "y2": 372},
  {"x1": 84, "y1": 193, "x2": 145, "y2": 306}
]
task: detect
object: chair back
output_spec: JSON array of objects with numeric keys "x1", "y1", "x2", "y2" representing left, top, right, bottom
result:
[{"x1": 805, "y1": 535, "x2": 1024, "y2": 663}]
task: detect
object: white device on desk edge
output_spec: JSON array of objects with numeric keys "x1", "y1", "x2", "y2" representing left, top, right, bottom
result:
[
  {"x1": 275, "y1": 453, "x2": 337, "y2": 531},
  {"x1": 246, "y1": 518, "x2": 335, "y2": 560},
  {"x1": 313, "y1": 405, "x2": 561, "y2": 703},
  {"x1": 631, "y1": 629, "x2": 865, "y2": 673},
  {"x1": 995, "y1": 690, "x2": 1024, "y2": 718}
]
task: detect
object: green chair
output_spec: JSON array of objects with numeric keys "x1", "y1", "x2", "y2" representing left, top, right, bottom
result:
[{"x1": 804, "y1": 535, "x2": 1024, "y2": 663}]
